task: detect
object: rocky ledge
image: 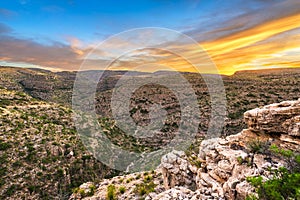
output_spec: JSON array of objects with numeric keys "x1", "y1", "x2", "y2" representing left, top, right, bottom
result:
[
  {"x1": 244, "y1": 99, "x2": 300, "y2": 137},
  {"x1": 70, "y1": 99, "x2": 300, "y2": 200}
]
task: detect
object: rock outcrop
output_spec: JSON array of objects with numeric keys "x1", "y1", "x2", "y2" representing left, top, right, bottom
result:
[
  {"x1": 244, "y1": 99, "x2": 300, "y2": 136},
  {"x1": 153, "y1": 129, "x2": 289, "y2": 200},
  {"x1": 194, "y1": 130, "x2": 285, "y2": 199},
  {"x1": 160, "y1": 150, "x2": 198, "y2": 190},
  {"x1": 154, "y1": 99, "x2": 300, "y2": 200},
  {"x1": 71, "y1": 99, "x2": 300, "y2": 200},
  {"x1": 146, "y1": 187, "x2": 196, "y2": 200}
]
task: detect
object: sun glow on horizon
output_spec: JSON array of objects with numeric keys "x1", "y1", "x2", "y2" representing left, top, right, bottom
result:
[{"x1": 0, "y1": 0, "x2": 299, "y2": 75}]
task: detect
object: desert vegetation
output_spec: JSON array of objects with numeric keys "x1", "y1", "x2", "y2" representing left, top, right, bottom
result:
[
  {"x1": 0, "y1": 88, "x2": 116, "y2": 199},
  {"x1": 1, "y1": 66, "x2": 300, "y2": 199}
]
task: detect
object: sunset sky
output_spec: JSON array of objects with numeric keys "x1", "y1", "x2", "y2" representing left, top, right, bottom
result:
[{"x1": 0, "y1": 0, "x2": 299, "y2": 74}]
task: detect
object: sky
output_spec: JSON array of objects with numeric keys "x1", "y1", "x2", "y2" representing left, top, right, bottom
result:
[{"x1": 0, "y1": 0, "x2": 299, "y2": 74}]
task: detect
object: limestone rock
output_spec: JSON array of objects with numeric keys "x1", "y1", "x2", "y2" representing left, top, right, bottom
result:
[
  {"x1": 244, "y1": 99, "x2": 300, "y2": 136},
  {"x1": 72, "y1": 99, "x2": 300, "y2": 200},
  {"x1": 160, "y1": 150, "x2": 197, "y2": 190},
  {"x1": 146, "y1": 187, "x2": 194, "y2": 200}
]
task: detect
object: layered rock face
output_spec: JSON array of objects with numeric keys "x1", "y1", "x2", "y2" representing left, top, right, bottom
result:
[
  {"x1": 71, "y1": 99, "x2": 300, "y2": 200},
  {"x1": 244, "y1": 99, "x2": 300, "y2": 136}
]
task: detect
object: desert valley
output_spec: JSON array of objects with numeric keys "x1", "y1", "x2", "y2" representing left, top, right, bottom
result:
[{"x1": 0, "y1": 66, "x2": 300, "y2": 199}]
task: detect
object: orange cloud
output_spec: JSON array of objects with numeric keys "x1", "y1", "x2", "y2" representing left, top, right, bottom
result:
[
  {"x1": 1, "y1": 5, "x2": 300, "y2": 75},
  {"x1": 200, "y1": 13, "x2": 300, "y2": 74}
]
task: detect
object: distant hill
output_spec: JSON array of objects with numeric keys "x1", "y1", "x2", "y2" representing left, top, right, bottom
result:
[{"x1": 233, "y1": 67, "x2": 300, "y2": 76}]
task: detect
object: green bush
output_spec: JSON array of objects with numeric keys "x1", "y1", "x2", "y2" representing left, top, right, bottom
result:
[
  {"x1": 236, "y1": 156, "x2": 244, "y2": 165},
  {"x1": 72, "y1": 187, "x2": 79, "y2": 194},
  {"x1": 119, "y1": 186, "x2": 126, "y2": 194},
  {"x1": 28, "y1": 185, "x2": 40, "y2": 194},
  {"x1": 245, "y1": 194, "x2": 259, "y2": 200},
  {"x1": 126, "y1": 177, "x2": 133, "y2": 183},
  {"x1": 135, "y1": 174, "x2": 141, "y2": 180},
  {"x1": 247, "y1": 146, "x2": 300, "y2": 200},
  {"x1": 107, "y1": 184, "x2": 116, "y2": 200},
  {"x1": 270, "y1": 144, "x2": 293, "y2": 157},
  {"x1": 0, "y1": 99, "x2": 11, "y2": 107},
  {"x1": 134, "y1": 181, "x2": 156, "y2": 196},
  {"x1": 79, "y1": 188, "x2": 85, "y2": 196},
  {"x1": 143, "y1": 175, "x2": 153, "y2": 183},
  {"x1": 143, "y1": 172, "x2": 149, "y2": 176},
  {"x1": 247, "y1": 168, "x2": 300, "y2": 200},
  {"x1": 0, "y1": 140, "x2": 12, "y2": 150},
  {"x1": 247, "y1": 139, "x2": 268, "y2": 154},
  {"x1": 89, "y1": 184, "x2": 96, "y2": 195},
  {"x1": 5, "y1": 184, "x2": 18, "y2": 197}
]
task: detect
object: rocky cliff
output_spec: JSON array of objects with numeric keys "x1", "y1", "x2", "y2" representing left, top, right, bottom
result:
[{"x1": 71, "y1": 99, "x2": 300, "y2": 200}]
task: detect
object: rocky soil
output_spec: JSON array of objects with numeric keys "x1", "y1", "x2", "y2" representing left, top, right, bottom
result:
[
  {"x1": 1, "y1": 66, "x2": 300, "y2": 137},
  {"x1": 0, "y1": 89, "x2": 116, "y2": 199}
]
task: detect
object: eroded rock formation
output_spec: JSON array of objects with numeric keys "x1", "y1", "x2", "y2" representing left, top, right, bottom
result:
[
  {"x1": 244, "y1": 99, "x2": 300, "y2": 136},
  {"x1": 71, "y1": 99, "x2": 300, "y2": 200}
]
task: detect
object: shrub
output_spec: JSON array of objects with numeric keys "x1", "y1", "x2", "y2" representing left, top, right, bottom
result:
[
  {"x1": 143, "y1": 172, "x2": 149, "y2": 176},
  {"x1": 143, "y1": 175, "x2": 153, "y2": 183},
  {"x1": 269, "y1": 144, "x2": 300, "y2": 171},
  {"x1": 72, "y1": 187, "x2": 79, "y2": 194},
  {"x1": 247, "y1": 147, "x2": 300, "y2": 200},
  {"x1": 236, "y1": 156, "x2": 252, "y2": 166},
  {"x1": 107, "y1": 184, "x2": 116, "y2": 200},
  {"x1": 28, "y1": 185, "x2": 39, "y2": 194},
  {"x1": 247, "y1": 168, "x2": 300, "y2": 200},
  {"x1": 72, "y1": 184, "x2": 95, "y2": 197},
  {"x1": 236, "y1": 156, "x2": 243, "y2": 165},
  {"x1": 119, "y1": 186, "x2": 126, "y2": 194},
  {"x1": 0, "y1": 99, "x2": 11, "y2": 107},
  {"x1": 0, "y1": 140, "x2": 12, "y2": 150},
  {"x1": 245, "y1": 194, "x2": 259, "y2": 200},
  {"x1": 5, "y1": 184, "x2": 18, "y2": 197},
  {"x1": 247, "y1": 139, "x2": 269, "y2": 154},
  {"x1": 89, "y1": 184, "x2": 96, "y2": 195},
  {"x1": 0, "y1": 167, "x2": 7, "y2": 176},
  {"x1": 270, "y1": 144, "x2": 293, "y2": 157},
  {"x1": 188, "y1": 154, "x2": 202, "y2": 168},
  {"x1": 79, "y1": 188, "x2": 85, "y2": 196},
  {"x1": 126, "y1": 177, "x2": 133, "y2": 183},
  {"x1": 135, "y1": 174, "x2": 141, "y2": 180},
  {"x1": 37, "y1": 172, "x2": 43, "y2": 176},
  {"x1": 134, "y1": 181, "x2": 156, "y2": 196}
]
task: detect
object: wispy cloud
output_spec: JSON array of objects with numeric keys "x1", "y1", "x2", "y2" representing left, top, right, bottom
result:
[
  {"x1": 0, "y1": 23, "x2": 13, "y2": 34},
  {"x1": 0, "y1": 0, "x2": 299, "y2": 74},
  {"x1": 201, "y1": 14, "x2": 300, "y2": 73},
  {"x1": 186, "y1": 0, "x2": 300, "y2": 42},
  {"x1": 41, "y1": 5, "x2": 64, "y2": 13},
  {"x1": 0, "y1": 29, "x2": 85, "y2": 70},
  {"x1": 0, "y1": 8, "x2": 17, "y2": 18}
]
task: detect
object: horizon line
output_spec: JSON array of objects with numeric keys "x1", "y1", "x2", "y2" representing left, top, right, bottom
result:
[{"x1": 0, "y1": 65, "x2": 299, "y2": 76}]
